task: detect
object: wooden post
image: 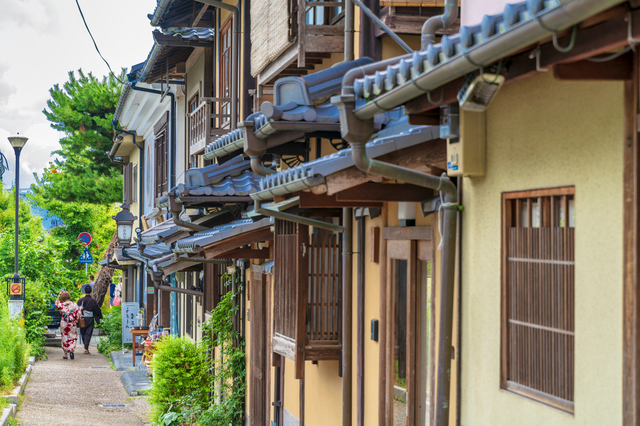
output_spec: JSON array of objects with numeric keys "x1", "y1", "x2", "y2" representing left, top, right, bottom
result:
[
  {"x1": 357, "y1": 217, "x2": 365, "y2": 426},
  {"x1": 300, "y1": 378, "x2": 305, "y2": 426},
  {"x1": 297, "y1": 0, "x2": 306, "y2": 67},
  {"x1": 623, "y1": 51, "x2": 640, "y2": 426},
  {"x1": 378, "y1": 205, "x2": 388, "y2": 426}
]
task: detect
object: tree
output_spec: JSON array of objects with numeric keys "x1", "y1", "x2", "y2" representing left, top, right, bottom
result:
[{"x1": 35, "y1": 69, "x2": 124, "y2": 204}]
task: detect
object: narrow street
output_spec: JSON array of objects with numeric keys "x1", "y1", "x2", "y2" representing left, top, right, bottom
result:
[{"x1": 16, "y1": 343, "x2": 150, "y2": 426}]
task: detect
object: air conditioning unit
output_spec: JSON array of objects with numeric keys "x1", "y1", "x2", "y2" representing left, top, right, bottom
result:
[
  {"x1": 446, "y1": 108, "x2": 486, "y2": 177},
  {"x1": 457, "y1": 70, "x2": 505, "y2": 112}
]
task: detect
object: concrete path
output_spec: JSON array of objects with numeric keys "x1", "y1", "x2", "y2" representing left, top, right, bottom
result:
[{"x1": 16, "y1": 343, "x2": 151, "y2": 426}]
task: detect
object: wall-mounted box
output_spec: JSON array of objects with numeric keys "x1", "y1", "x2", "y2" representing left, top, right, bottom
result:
[{"x1": 446, "y1": 109, "x2": 486, "y2": 177}]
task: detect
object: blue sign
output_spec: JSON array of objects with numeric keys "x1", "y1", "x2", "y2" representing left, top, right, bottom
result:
[{"x1": 79, "y1": 247, "x2": 93, "y2": 264}]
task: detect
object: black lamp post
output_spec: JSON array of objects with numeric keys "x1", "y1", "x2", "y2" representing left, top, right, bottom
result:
[{"x1": 7, "y1": 134, "x2": 28, "y2": 285}]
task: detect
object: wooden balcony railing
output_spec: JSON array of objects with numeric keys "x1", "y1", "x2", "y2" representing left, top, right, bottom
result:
[
  {"x1": 187, "y1": 98, "x2": 231, "y2": 156},
  {"x1": 294, "y1": 0, "x2": 345, "y2": 67}
]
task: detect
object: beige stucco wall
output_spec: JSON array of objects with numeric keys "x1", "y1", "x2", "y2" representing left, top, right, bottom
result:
[
  {"x1": 461, "y1": 0, "x2": 512, "y2": 26},
  {"x1": 460, "y1": 71, "x2": 623, "y2": 425}
]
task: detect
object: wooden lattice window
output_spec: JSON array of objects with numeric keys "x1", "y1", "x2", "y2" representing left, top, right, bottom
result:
[
  {"x1": 154, "y1": 112, "x2": 169, "y2": 204},
  {"x1": 501, "y1": 187, "x2": 575, "y2": 413},
  {"x1": 272, "y1": 219, "x2": 342, "y2": 379},
  {"x1": 123, "y1": 163, "x2": 133, "y2": 204},
  {"x1": 204, "y1": 263, "x2": 226, "y2": 314}
]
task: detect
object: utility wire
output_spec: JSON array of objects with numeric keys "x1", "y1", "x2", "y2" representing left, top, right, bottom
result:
[{"x1": 74, "y1": 0, "x2": 126, "y2": 84}]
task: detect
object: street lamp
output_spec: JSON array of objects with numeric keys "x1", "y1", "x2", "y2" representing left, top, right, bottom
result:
[
  {"x1": 5, "y1": 135, "x2": 27, "y2": 313},
  {"x1": 7, "y1": 134, "x2": 27, "y2": 282},
  {"x1": 113, "y1": 202, "x2": 137, "y2": 247}
]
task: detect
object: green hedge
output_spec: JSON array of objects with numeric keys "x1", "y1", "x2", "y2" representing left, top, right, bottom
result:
[{"x1": 0, "y1": 292, "x2": 29, "y2": 391}]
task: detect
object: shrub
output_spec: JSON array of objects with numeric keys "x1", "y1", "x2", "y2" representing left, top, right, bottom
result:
[
  {"x1": 0, "y1": 292, "x2": 29, "y2": 392},
  {"x1": 148, "y1": 336, "x2": 210, "y2": 424},
  {"x1": 23, "y1": 282, "x2": 50, "y2": 358},
  {"x1": 97, "y1": 305, "x2": 124, "y2": 354}
]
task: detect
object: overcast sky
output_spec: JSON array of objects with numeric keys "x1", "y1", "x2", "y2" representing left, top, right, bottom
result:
[{"x1": 0, "y1": 0, "x2": 157, "y2": 189}]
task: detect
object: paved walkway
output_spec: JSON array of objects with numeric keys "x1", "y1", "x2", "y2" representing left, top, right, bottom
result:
[{"x1": 16, "y1": 343, "x2": 151, "y2": 426}]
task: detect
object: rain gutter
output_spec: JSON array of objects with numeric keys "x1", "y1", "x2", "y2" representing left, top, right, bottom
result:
[
  {"x1": 168, "y1": 192, "x2": 210, "y2": 232},
  {"x1": 254, "y1": 199, "x2": 344, "y2": 233},
  {"x1": 149, "y1": 0, "x2": 174, "y2": 27},
  {"x1": 333, "y1": 94, "x2": 458, "y2": 426},
  {"x1": 352, "y1": 0, "x2": 627, "y2": 121}
]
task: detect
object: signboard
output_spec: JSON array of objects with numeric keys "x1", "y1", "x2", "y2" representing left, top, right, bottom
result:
[
  {"x1": 79, "y1": 247, "x2": 93, "y2": 264},
  {"x1": 9, "y1": 282, "x2": 23, "y2": 296},
  {"x1": 8, "y1": 300, "x2": 24, "y2": 319},
  {"x1": 78, "y1": 232, "x2": 92, "y2": 246},
  {"x1": 121, "y1": 302, "x2": 139, "y2": 344}
]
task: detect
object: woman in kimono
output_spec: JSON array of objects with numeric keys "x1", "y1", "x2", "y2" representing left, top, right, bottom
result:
[{"x1": 55, "y1": 291, "x2": 82, "y2": 359}]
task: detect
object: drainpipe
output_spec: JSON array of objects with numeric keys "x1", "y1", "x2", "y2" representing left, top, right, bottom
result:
[
  {"x1": 421, "y1": 0, "x2": 458, "y2": 49},
  {"x1": 112, "y1": 125, "x2": 146, "y2": 307},
  {"x1": 344, "y1": 0, "x2": 354, "y2": 62},
  {"x1": 250, "y1": 157, "x2": 276, "y2": 176},
  {"x1": 198, "y1": 0, "x2": 239, "y2": 128},
  {"x1": 254, "y1": 199, "x2": 344, "y2": 233},
  {"x1": 130, "y1": 82, "x2": 176, "y2": 189},
  {"x1": 332, "y1": 93, "x2": 458, "y2": 426},
  {"x1": 342, "y1": 207, "x2": 353, "y2": 426},
  {"x1": 168, "y1": 192, "x2": 210, "y2": 232}
]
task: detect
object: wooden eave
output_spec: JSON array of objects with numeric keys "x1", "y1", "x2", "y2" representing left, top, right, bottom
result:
[{"x1": 204, "y1": 227, "x2": 274, "y2": 259}]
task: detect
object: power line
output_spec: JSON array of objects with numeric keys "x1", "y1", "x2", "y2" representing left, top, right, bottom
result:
[{"x1": 74, "y1": 0, "x2": 126, "y2": 84}]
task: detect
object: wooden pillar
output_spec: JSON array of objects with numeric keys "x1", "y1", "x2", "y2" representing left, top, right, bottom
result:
[
  {"x1": 623, "y1": 51, "x2": 640, "y2": 426},
  {"x1": 378, "y1": 204, "x2": 388, "y2": 425},
  {"x1": 300, "y1": 378, "x2": 305, "y2": 426},
  {"x1": 359, "y1": 0, "x2": 382, "y2": 61},
  {"x1": 357, "y1": 217, "x2": 366, "y2": 426}
]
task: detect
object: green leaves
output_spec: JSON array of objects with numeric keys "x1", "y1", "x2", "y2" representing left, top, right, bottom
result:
[{"x1": 35, "y1": 69, "x2": 125, "y2": 204}]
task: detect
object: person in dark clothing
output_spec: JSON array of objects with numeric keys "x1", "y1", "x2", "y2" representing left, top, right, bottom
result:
[
  {"x1": 77, "y1": 285, "x2": 103, "y2": 354},
  {"x1": 109, "y1": 279, "x2": 116, "y2": 306}
]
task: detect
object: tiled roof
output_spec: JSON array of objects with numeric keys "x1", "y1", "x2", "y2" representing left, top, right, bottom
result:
[
  {"x1": 173, "y1": 217, "x2": 273, "y2": 254},
  {"x1": 139, "y1": 220, "x2": 189, "y2": 245},
  {"x1": 349, "y1": 0, "x2": 622, "y2": 118},
  {"x1": 161, "y1": 27, "x2": 215, "y2": 41},
  {"x1": 251, "y1": 123, "x2": 440, "y2": 201},
  {"x1": 157, "y1": 156, "x2": 261, "y2": 207}
]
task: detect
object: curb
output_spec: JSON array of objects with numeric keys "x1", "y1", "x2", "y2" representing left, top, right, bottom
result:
[
  {"x1": 120, "y1": 371, "x2": 151, "y2": 396},
  {"x1": 0, "y1": 356, "x2": 35, "y2": 426}
]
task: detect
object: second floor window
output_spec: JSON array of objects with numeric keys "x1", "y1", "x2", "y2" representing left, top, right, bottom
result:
[
  {"x1": 154, "y1": 112, "x2": 169, "y2": 204},
  {"x1": 219, "y1": 19, "x2": 232, "y2": 129}
]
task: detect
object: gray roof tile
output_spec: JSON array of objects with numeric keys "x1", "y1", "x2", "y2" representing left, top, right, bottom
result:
[{"x1": 173, "y1": 217, "x2": 273, "y2": 254}]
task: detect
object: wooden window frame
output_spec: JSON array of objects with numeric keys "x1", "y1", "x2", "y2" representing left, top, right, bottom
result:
[
  {"x1": 154, "y1": 112, "x2": 169, "y2": 205},
  {"x1": 123, "y1": 163, "x2": 133, "y2": 204},
  {"x1": 501, "y1": 186, "x2": 575, "y2": 414},
  {"x1": 218, "y1": 18, "x2": 232, "y2": 130}
]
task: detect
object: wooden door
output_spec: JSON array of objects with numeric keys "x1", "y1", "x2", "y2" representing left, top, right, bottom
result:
[
  {"x1": 250, "y1": 268, "x2": 269, "y2": 425},
  {"x1": 383, "y1": 227, "x2": 433, "y2": 426}
]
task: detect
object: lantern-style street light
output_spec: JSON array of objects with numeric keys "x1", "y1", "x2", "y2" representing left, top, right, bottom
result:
[{"x1": 113, "y1": 202, "x2": 137, "y2": 247}]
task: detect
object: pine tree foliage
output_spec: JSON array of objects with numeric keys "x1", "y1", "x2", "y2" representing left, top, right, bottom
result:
[{"x1": 35, "y1": 69, "x2": 124, "y2": 204}]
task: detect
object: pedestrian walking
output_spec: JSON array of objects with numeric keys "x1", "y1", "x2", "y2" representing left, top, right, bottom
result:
[
  {"x1": 54, "y1": 291, "x2": 81, "y2": 360},
  {"x1": 80, "y1": 274, "x2": 95, "y2": 295},
  {"x1": 77, "y1": 285, "x2": 103, "y2": 354},
  {"x1": 109, "y1": 278, "x2": 116, "y2": 306}
]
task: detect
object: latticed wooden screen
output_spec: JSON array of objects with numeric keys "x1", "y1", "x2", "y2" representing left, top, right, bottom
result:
[
  {"x1": 501, "y1": 187, "x2": 575, "y2": 413},
  {"x1": 307, "y1": 231, "x2": 342, "y2": 347}
]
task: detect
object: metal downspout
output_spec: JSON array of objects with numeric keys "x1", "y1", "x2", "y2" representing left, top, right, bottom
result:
[
  {"x1": 129, "y1": 82, "x2": 177, "y2": 188},
  {"x1": 250, "y1": 157, "x2": 276, "y2": 176},
  {"x1": 254, "y1": 199, "x2": 345, "y2": 233},
  {"x1": 198, "y1": 0, "x2": 239, "y2": 129},
  {"x1": 421, "y1": 0, "x2": 458, "y2": 48},
  {"x1": 332, "y1": 94, "x2": 458, "y2": 426},
  {"x1": 342, "y1": 207, "x2": 353, "y2": 426},
  {"x1": 344, "y1": 0, "x2": 355, "y2": 62},
  {"x1": 168, "y1": 192, "x2": 210, "y2": 232}
]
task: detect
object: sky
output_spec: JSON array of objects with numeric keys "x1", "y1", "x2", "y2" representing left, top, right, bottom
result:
[{"x1": 0, "y1": 0, "x2": 158, "y2": 189}]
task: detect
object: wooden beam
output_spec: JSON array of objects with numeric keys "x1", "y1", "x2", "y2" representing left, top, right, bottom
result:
[
  {"x1": 623, "y1": 51, "x2": 640, "y2": 426},
  {"x1": 405, "y1": 78, "x2": 464, "y2": 119},
  {"x1": 214, "y1": 247, "x2": 270, "y2": 259},
  {"x1": 299, "y1": 192, "x2": 383, "y2": 208},
  {"x1": 553, "y1": 52, "x2": 633, "y2": 81},
  {"x1": 204, "y1": 227, "x2": 273, "y2": 259},
  {"x1": 383, "y1": 226, "x2": 431, "y2": 241},
  {"x1": 325, "y1": 139, "x2": 447, "y2": 195},
  {"x1": 192, "y1": 3, "x2": 209, "y2": 27},
  {"x1": 336, "y1": 183, "x2": 434, "y2": 202}
]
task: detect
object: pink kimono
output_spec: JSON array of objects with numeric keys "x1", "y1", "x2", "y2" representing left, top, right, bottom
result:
[{"x1": 55, "y1": 301, "x2": 81, "y2": 354}]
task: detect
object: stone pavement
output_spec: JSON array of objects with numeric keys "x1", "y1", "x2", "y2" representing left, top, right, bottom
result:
[{"x1": 15, "y1": 344, "x2": 151, "y2": 426}]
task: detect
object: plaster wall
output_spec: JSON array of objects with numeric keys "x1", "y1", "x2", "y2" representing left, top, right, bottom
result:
[
  {"x1": 460, "y1": 0, "x2": 512, "y2": 26},
  {"x1": 460, "y1": 71, "x2": 623, "y2": 425}
]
